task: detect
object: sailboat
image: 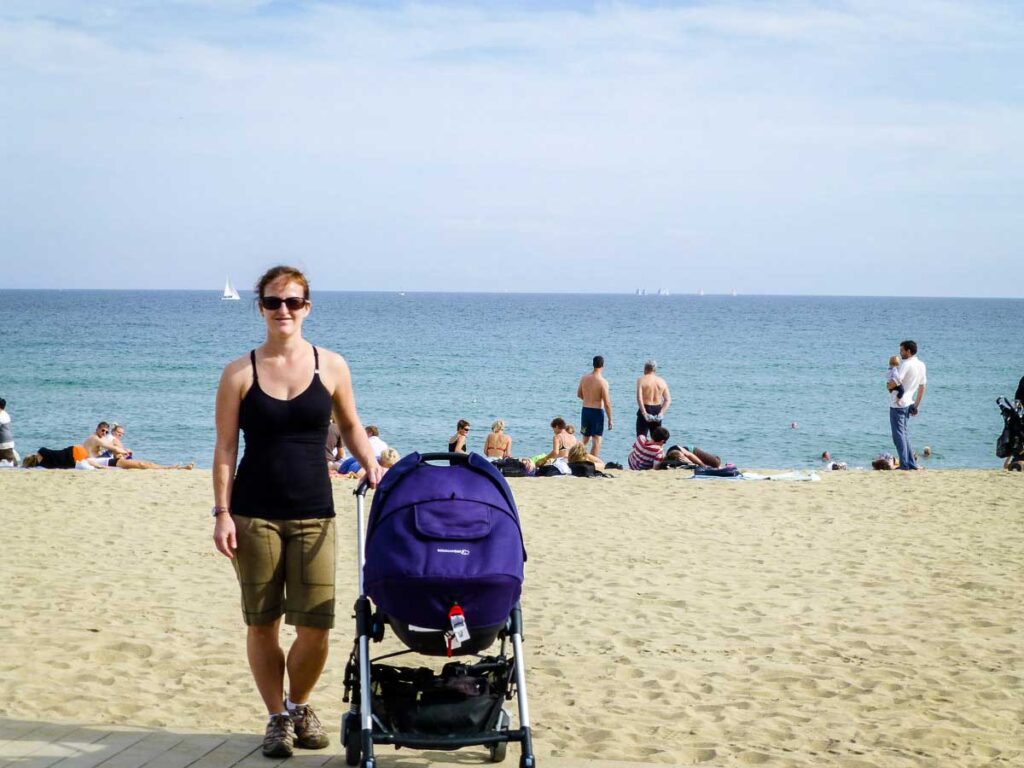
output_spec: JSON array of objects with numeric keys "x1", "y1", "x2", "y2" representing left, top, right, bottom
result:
[{"x1": 221, "y1": 277, "x2": 241, "y2": 301}]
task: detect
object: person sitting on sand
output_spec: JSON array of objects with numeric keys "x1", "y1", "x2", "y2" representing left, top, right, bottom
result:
[
  {"x1": 325, "y1": 417, "x2": 344, "y2": 470},
  {"x1": 448, "y1": 419, "x2": 470, "y2": 453},
  {"x1": 83, "y1": 422, "x2": 128, "y2": 460},
  {"x1": 568, "y1": 443, "x2": 605, "y2": 471},
  {"x1": 335, "y1": 426, "x2": 384, "y2": 474},
  {"x1": 629, "y1": 425, "x2": 670, "y2": 470},
  {"x1": 484, "y1": 420, "x2": 512, "y2": 458},
  {"x1": 536, "y1": 417, "x2": 578, "y2": 466},
  {"x1": 23, "y1": 445, "x2": 192, "y2": 470},
  {"x1": 101, "y1": 423, "x2": 134, "y2": 459},
  {"x1": 364, "y1": 425, "x2": 388, "y2": 458}
]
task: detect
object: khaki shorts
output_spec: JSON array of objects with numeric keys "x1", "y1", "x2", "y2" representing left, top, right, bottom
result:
[{"x1": 232, "y1": 515, "x2": 337, "y2": 629}]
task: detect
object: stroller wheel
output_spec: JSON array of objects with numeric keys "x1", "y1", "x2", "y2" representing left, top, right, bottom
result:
[
  {"x1": 488, "y1": 709, "x2": 511, "y2": 763},
  {"x1": 341, "y1": 711, "x2": 360, "y2": 766}
]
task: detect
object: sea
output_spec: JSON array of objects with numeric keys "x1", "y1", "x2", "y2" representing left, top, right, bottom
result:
[{"x1": 1, "y1": 290, "x2": 1021, "y2": 470}]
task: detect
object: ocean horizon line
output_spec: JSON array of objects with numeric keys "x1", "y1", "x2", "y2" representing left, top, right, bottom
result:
[{"x1": 3, "y1": 288, "x2": 1023, "y2": 301}]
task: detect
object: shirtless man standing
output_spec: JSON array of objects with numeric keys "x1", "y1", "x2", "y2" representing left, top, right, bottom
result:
[
  {"x1": 577, "y1": 355, "x2": 613, "y2": 457},
  {"x1": 636, "y1": 360, "x2": 671, "y2": 437},
  {"x1": 83, "y1": 421, "x2": 128, "y2": 459}
]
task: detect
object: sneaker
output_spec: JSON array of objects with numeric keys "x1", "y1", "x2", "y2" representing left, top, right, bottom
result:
[
  {"x1": 290, "y1": 703, "x2": 329, "y2": 749},
  {"x1": 262, "y1": 714, "x2": 295, "y2": 758}
]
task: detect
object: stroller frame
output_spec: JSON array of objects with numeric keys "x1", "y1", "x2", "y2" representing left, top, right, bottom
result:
[{"x1": 342, "y1": 453, "x2": 537, "y2": 768}]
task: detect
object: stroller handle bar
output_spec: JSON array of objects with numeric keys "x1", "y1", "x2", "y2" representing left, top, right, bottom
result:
[{"x1": 353, "y1": 452, "x2": 473, "y2": 497}]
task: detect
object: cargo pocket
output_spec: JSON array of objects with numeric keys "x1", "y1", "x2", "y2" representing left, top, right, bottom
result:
[
  {"x1": 300, "y1": 518, "x2": 336, "y2": 587},
  {"x1": 234, "y1": 516, "x2": 280, "y2": 586}
]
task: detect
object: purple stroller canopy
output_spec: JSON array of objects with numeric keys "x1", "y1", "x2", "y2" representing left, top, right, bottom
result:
[{"x1": 364, "y1": 453, "x2": 526, "y2": 630}]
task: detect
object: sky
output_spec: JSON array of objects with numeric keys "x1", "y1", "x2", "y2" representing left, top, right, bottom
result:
[{"x1": 1, "y1": 1, "x2": 1022, "y2": 296}]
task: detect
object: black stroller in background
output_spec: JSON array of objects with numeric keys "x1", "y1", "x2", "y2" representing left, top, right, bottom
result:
[
  {"x1": 341, "y1": 452, "x2": 536, "y2": 767},
  {"x1": 996, "y1": 397, "x2": 1024, "y2": 469}
]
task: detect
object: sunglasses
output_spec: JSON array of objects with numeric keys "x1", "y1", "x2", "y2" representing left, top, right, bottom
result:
[{"x1": 261, "y1": 296, "x2": 308, "y2": 311}]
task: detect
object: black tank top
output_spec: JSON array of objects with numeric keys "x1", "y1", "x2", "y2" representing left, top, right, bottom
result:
[{"x1": 231, "y1": 345, "x2": 334, "y2": 520}]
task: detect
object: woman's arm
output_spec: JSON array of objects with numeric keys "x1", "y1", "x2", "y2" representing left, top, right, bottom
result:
[
  {"x1": 503, "y1": 436, "x2": 512, "y2": 458},
  {"x1": 212, "y1": 360, "x2": 243, "y2": 558}
]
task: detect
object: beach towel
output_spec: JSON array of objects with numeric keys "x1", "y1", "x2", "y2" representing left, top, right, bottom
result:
[{"x1": 690, "y1": 470, "x2": 820, "y2": 481}]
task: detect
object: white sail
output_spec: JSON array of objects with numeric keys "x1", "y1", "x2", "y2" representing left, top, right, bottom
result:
[{"x1": 222, "y1": 277, "x2": 241, "y2": 301}]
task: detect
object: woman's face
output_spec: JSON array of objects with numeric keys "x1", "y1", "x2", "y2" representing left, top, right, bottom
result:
[{"x1": 260, "y1": 277, "x2": 310, "y2": 335}]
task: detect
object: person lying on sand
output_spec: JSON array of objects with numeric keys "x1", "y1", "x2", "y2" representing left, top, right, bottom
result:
[
  {"x1": 871, "y1": 453, "x2": 898, "y2": 470},
  {"x1": 23, "y1": 445, "x2": 193, "y2": 470},
  {"x1": 663, "y1": 444, "x2": 707, "y2": 467}
]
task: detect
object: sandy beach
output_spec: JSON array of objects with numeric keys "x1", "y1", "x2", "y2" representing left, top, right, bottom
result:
[{"x1": 0, "y1": 469, "x2": 1020, "y2": 766}]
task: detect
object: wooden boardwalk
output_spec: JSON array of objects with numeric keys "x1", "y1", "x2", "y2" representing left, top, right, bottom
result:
[{"x1": 0, "y1": 719, "x2": 682, "y2": 768}]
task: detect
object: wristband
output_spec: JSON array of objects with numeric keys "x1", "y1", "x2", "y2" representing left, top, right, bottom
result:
[{"x1": 211, "y1": 506, "x2": 231, "y2": 517}]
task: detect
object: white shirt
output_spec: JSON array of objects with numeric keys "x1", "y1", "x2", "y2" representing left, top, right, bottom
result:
[
  {"x1": 367, "y1": 435, "x2": 388, "y2": 459},
  {"x1": 0, "y1": 410, "x2": 12, "y2": 449},
  {"x1": 893, "y1": 356, "x2": 927, "y2": 408}
]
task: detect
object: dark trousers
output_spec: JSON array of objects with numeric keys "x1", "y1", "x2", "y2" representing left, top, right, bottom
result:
[{"x1": 636, "y1": 404, "x2": 662, "y2": 437}]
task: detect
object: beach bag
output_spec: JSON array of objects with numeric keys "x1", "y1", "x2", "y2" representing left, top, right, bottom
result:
[
  {"x1": 693, "y1": 466, "x2": 741, "y2": 478},
  {"x1": 492, "y1": 457, "x2": 527, "y2": 477},
  {"x1": 568, "y1": 461, "x2": 597, "y2": 477},
  {"x1": 568, "y1": 461, "x2": 612, "y2": 478}
]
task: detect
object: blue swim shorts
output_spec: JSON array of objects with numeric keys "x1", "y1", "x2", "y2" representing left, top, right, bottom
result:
[{"x1": 580, "y1": 406, "x2": 605, "y2": 437}]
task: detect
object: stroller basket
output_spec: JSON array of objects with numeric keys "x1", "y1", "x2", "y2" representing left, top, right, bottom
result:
[
  {"x1": 371, "y1": 658, "x2": 508, "y2": 737},
  {"x1": 344, "y1": 453, "x2": 536, "y2": 768}
]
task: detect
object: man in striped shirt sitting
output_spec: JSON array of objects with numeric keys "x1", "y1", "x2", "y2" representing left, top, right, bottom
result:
[{"x1": 629, "y1": 425, "x2": 670, "y2": 470}]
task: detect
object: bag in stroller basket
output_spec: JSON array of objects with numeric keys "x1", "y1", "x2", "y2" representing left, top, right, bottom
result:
[{"x1": 343, "y1": 452, "x2": 536, "y2": 767}]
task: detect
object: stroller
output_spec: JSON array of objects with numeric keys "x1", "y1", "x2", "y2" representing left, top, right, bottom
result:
[
  {"x1": 996, "y1": 397, "x2": 1024, "y2": 469},
  {"x1": 341, "y1": 452, "x2": 537, "y2": 767}
]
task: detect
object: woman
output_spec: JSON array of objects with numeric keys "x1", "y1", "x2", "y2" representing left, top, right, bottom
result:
[
  {"x1": 536, "y1": 417, "x2": 577, "y2": 466},
  {"x1": 568, "y1": 442, "x2": 605, "y2": 471},
  {"x1": 484, "y1": 420, "x2": 512, "y2": 458},
  {"x1": 448, "y1": 419, "x2": 470, "y2": 453},
  {"x1": 212, "y1": 266, "x2": 381, "y2": 758}
]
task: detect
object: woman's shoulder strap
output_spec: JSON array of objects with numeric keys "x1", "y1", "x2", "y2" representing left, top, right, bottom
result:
[
  {"x1": 312, "y1": 345, "x2": 320, "y2": 373},
  {"x1": 249, "y1": 350, "x2": 258, "y2": 381}
]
